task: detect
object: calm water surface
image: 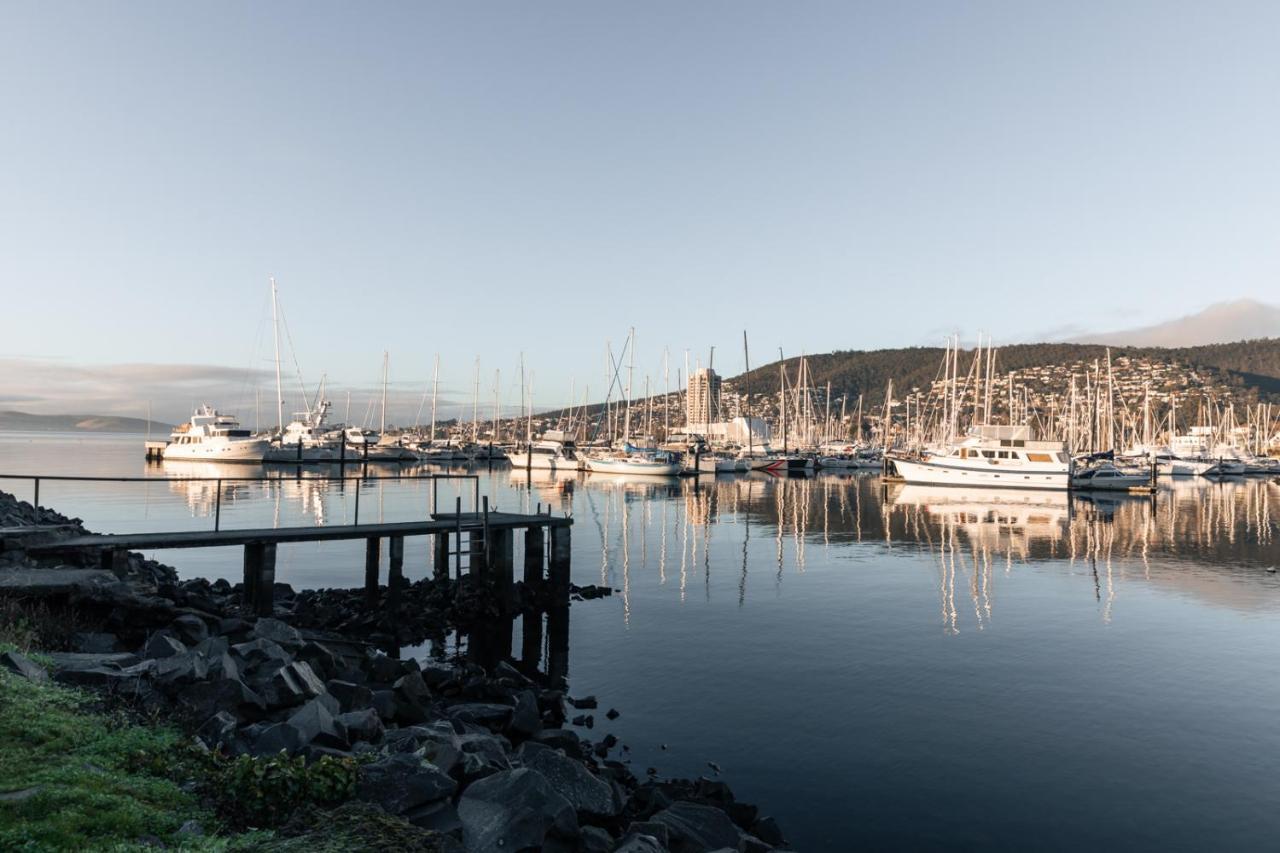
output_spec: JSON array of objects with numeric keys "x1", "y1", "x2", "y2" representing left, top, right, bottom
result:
[{"x1": 3, "y1": 432, "x2": 1280, "y2": 851}]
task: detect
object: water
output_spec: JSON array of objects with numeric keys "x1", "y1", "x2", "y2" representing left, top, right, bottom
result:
[{"x1": 3, "y1": 432, "x2": 1279, "y2": 851}]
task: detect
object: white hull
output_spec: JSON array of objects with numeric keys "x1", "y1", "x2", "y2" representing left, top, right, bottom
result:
[
  {"x1": 585, "y1": 457, "x2": 682, "y2": 477},
  {"x1": 890, "y1": 456, "x2": 1070, "y2": 490},
  {"x1": 162, "y1": 438, "x2": 270, "y2": 462},
  {"x1": 507, "y1": 452, "x2": 581, "y2": 472},
  {"x1": 264, "y1": 444, "x2": 340, "y2": 463}
]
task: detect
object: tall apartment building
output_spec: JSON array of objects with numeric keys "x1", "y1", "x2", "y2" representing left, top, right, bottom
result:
[{"x1": 686, "y1": 367, "x2": 722, "y2": 427}]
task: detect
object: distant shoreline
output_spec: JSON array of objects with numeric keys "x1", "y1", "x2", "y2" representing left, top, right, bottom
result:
[{"x1": 0, "y1": 411, "x2": 174, "y2": 434}]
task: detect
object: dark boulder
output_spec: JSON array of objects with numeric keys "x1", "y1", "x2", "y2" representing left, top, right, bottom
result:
[
  {"x1": 326, "y1": 679, "x2": 374, "y2": 713},
  {"x1": 251, "y1": 618, "x2": 302, "y2": 650},
  {"x1": 143, "y1": 632, "x2": 186, "y2": 660},
  {"x1": 625, "y1": 822, "x2": 671, "y2": 848},
  {"x1": 392, "y1": 671, "x2": 432, "y2": 724},
  {"x1": 71, "y1": 632, "x2": 118, "y2": 653},
  {"x1": 517, "y1": 741, "x2": 619, "y2": 818},
  {"x1": 356, "y1": 753, "x2": 456, "y2": 816},
  {"x1": 508, "y1": 689, "x2": 542, "y2": 739},
  {"x1": 650, "y1": 802, "x2": 744, "y2": 853},
  {"x1": 448, "y1": 702, "x2": 512, "y2": 730},
  {"x1": 614, "y1": 832, "x2": 668, "y2": 853},
  {"x1": 170, "y1": 614, "x2": 209, "y2": 645},
  {"x1": 197, "y1": 711, "x2": 239, "y2": 750},
  {"x1": 751, "y1": 816, "x2": 786, "y2": 847},
  {"x1": 178, "y1": 674, "x2": 266, "y2": 720},
  {"x1": 570, "y1": 695, "x2": 598, "y2": 710},
  {"x1": 457, "y1": 768, "x2": 578, "y2": 852},
  {"x1": 267, "y1": 661, "x2": 326, "y2": 708},
  {"x1": 153, "y1": 650, "x2": 210, "y2": 686},
  {"x1": 371, "y1": 689, "x2": 397, "y2": 722},
  {"x1": 286, "y1": 695, "x2": 347, "y2": 749},
  {"x1": 297, "y1": 640, "x2": 340, "y2": 679},
  {"x1": 0, "y1": 650, "x2": 47, "y2": 683},
  {"x1": 337, "y1": 708, "x2": 384, "y2": 744}
]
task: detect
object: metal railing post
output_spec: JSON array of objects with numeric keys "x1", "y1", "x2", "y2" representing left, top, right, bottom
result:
[
  {"x1": 214, "y1": 478, "x2": 222, "y2": 531},
  {"x1": 353, "y1": 475, "x2": 360, "y2": 526},
  {"x1": 32, "y1": 477, "x2": 40, "y2": 527}
]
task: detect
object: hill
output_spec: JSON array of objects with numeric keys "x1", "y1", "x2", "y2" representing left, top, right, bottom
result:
[
  {"x1": 735, "y1": 338, "x2": 1280, "y2": 407},
  {"x1": 1074, "y1": 299, "x2": 1280, "y2": 347},
  {"x1": 0, "y1": 411, "x2": 174, "y2": 434}
]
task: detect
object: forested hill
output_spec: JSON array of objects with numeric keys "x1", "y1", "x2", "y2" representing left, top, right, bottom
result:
[{"x1": 734, "y1": 338, "x2": 1280, "y2": 404}]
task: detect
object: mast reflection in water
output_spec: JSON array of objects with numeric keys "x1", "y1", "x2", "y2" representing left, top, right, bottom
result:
[{"x1": 4, "y1": 433, "x2": 1280, "y2": 852}]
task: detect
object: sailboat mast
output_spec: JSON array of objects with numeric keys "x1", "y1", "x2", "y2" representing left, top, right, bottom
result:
[
  {"x1": 270, "y1": 278, "x2": 284, "y2": 433},
  {"x1": 429, "y1": 354, "x2": 439, "y2": 442},
  {"x1": 623, "y1": 327, "x2": 635, "y2": 442},
  {"x1": 380, "y1": 351, "x2": 389, "y2": 435},
  {"x1": 472, "y1": 357, "x2": 480, "y2": 443}
]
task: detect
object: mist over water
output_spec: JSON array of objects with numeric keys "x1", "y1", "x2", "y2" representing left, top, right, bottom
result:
[{"x1": 3, "y1": 432, "x2": 1279, "y2": 851}]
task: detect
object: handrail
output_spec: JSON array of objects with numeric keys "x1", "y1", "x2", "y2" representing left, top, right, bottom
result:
[{"x1": 1, "y1": 472, "x2": 483, "y2": 531}]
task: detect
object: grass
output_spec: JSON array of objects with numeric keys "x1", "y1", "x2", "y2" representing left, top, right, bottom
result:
[{"x1": 0, "y1": 645, "x2": 248, "y2": 851}]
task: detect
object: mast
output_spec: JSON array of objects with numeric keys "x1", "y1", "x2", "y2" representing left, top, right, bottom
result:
[
  {"x1": 742, "y1": 331, "x2": 752, "y2": 450},
  {"x1": 472, "y1": 357, "x2": 480, "y2": 444},
  {"x1": 380, "y1": 351, "x2": 389, "y2": 435},
  {"x1": 623, "y1": 327, "x2": 635, "y2": 442},
  {"x1": 663, "y1": 348, "x2": 671, "y2": 438},
  {"x1": 429, "y1": 354, "x2": 439, "y2": 442},
  {"x1": 270, "y1": 277, "x2": 284, "y2": 433},
  {"x1": 493, "y1": 369, "x2": 501, "y2": 445}
]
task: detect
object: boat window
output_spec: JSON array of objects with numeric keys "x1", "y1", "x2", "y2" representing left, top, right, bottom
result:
[
  {"x1": 981, "y1": 450, "x2": 995, "y2": 458},
  {"x1": 997, "y1": 451, "x2": 1009, "y2": 458},
  {"x1": 1057, "y1": 452, "x2": 1069, "y2": 463},
  {"x1": 1027, "y1": 452, "x2": 1053, "y2": 463}
]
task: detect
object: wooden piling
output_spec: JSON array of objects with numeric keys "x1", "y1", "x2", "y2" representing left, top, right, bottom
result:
[
  {"x1": 388, "y1": 535, "x2": 404, "y2": 611},
  {"x1": 256, "y1": 543, "x2": 277, "y2": 616},
  {"x1": 523, "y1": 527, "x2": 545, "y2": 594},
  {"x1": 433, "y1": 532, "x2": 450, "y2": 582},
  {"x1": 490, "y1": 528, "x2": 514, "y2": 611},
  {"x1": 364, "y1": 537, "x2": 381, "y2": 607},
  {"x1": 549, "y1": 525, "x2": 571, "y2": 602},
  {"x1": 242, "y1": 543, "x2": 262, "y2": 611}
]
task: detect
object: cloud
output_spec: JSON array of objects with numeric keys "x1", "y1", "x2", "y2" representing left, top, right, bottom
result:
[{"x1": 0, "y1": 359, "x2": 468, "y2": 427}]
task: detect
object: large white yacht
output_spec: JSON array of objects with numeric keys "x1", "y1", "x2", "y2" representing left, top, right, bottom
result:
[
  {"x1": 164, "y1": 405, "x2": 270, "y2": 462},
  {"x1": 889, "y1": 425, "x2": 1072, "y2": 490},
  {"x1": 507, "y1": 430, "x2": 583, "y2": 472},
  {"x1": 264, "y1": 400, "x2": 340, "y2": 462}
]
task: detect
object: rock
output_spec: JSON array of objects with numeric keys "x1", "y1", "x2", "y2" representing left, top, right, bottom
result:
[
  {"x1": 253, "y1": 721, "x2": 305, "y2": 756},
  {"x1": 448, "y1": 702, "x2": 512, "y2": 730},
  {"x1": 570, "y1": 695, "x2": 598, "y2": 710},
  {"x1": 457, "y1": 768, "x2": 578, "y2": 852},
  {"x1": 751, "y1": 816, "x2": 786, "y2": 847},
  {"x1": 606, "y1": 708, "x2": 620, "y2": 720},
  {"x1": 403, "y1": 799, "x2": 462, "y2": 834},
  {"x1": 493, "y1": 660, "x2": 535, "y2": 687},
  {"x1": 153, "y1": 650, "x2": 210, "y2": 686},
  {"x1": 580, "y1": 825, "x2": 614, "y2": 853},
  {"x1": 286, "y1": 695, "x2": 347, "y2": 749},
  {"x1": 457, "y1": 732, "x2": 512, "y2": 782},
  {"x1": 196, "y1": 711, "x2": 238, "y2": 750},
  {"x1": 356, "y1": 753, "x2": 456, "y2": 816},
  {"x1": 1, "y1": 651, "x2": 47, "y2": 683},
  {"x1": 326, "y1": 679, "x2": 374, "y2": 712},
  {"x1": 741, "y1": 834, "x2": 773, "y2": 853},
  {"x1": 371, "y1": 689, "x2": 397, "y2": 721},
  {"x1": 626, "y1": 822, "x2": 671, "y2": 848},
  {"x1": 572, "y1": 714, "x2": 594, "y2": 729},
  {"x1": 268, "y1": 661, "x2": 327, "y2": 708},
  {"x1": 650, "y1": 802, "x2": 744, "y2": 853},
  {"x1": 412, "y1": 722, "x2": 464, "y2": 775},
  {"x1": 178, "y1": 674, "x2": 266, "y2": 720},
  {"x1": 46, "y1": 651, "x2": 140, "y2": 671},
  {"x1": 176, "y1": 820, "x2": 205, "y2": 838},
  {"x1": 143, "y1": 632, "x2": 186, "y2": 660},
  {"x1": 297, "y1": 640, "x2": 340, "y2": 679},
  {"x1": 518, "y1": 741, "x2": 619, "y2": 818},
  {"x1": 251, "y1": 618, "x2": 302, "y2": 649},
  {"x1": 364, "y1": 651, "x2": 404, "y2": 684},
  {"x1": 392, "y1": 671, "x2": 432, "y2": 724},
  {"x1": 231, "y1": 638, "x2": 291, "y2": 671},
  {"x1": 533, "y1": 728, "x2": 583, "y2": 755},
  {"x1": 71, "y1": 632, "x2": 118, "y2": 653},
  {"x1": 337, "y1": 708, "x2": 384, "y2": 744},
  {"x1": 508, "y1": 689, "x2": 542, "y2": 738},
  {"x1": 614, "y1": 832, "x2": 668, "y2": 853},
  {"x1": 0, "y1": 567, "x2": 123, "y2": 597},
  {"x1": 170, "y1": 614, "x2": 209, "y2": 645}
]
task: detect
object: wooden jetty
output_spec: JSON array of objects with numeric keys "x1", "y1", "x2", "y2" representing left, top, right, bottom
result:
[{"x1": 28, "y1": 506, "x2": 572, "y2": 617}]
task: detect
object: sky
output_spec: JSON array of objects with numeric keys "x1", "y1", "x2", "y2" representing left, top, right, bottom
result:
[{"x1": 2, "y1": 2, "x2": 1279, "y2": 424}]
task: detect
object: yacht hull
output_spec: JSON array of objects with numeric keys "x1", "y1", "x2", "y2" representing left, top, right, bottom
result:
[{"x1": 889, "y1": 456, "x2": 1070, "y2": 490}]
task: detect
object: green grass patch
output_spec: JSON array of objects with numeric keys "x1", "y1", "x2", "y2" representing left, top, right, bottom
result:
[{"x1": 0, "y1": 663, "x2": 218, "y2": 850}]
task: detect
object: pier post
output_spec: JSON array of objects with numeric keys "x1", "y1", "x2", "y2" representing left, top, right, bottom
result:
[
  {"x1": 242, "y1": 543, "x2": 262, "y2": 611},
  {"x1": 387, "y1": 535, "x2": 404, "y2": 612},
  {"x1": 523, "y1": 527, "x2": 545, "y2": 595},
  {"x1": 433, "y1": 532, "x2": 450, "y2": 582},
  {"x1": 549, "y1": 524, "x2": 571, "y2": 602},
  {"x1": 256, "y1": 544, "x2": 277, "y2": 616},
  {"x1": 490, "y1": 528, "x2": 514, "y2": 611},
  {"x1": 520, "y1": 610, "x2": 544, "y2": 676},
  {"x1": 364, "y1": 537, "x2": 381, "y2": 607},
  {"x1": 99, "y1": 548, "x2": 115, "y2": 575},
  {"x1": 469, "y1": 529, "x2": 487, "y2": 581},
  {"x1": 547, "y1": 604, "x2": 569, "y2": 688}
]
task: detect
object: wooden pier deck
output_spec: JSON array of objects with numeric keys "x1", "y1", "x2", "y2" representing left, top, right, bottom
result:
[{"x1": 28, "y1": 510, "x2": 572, "y2": 617}]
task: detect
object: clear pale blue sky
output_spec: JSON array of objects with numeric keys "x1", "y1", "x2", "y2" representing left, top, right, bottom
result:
[{"x1": 3, "y1": 2, "x2": 1278, "y2": 420}]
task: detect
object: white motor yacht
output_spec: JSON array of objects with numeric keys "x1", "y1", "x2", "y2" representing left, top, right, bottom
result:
[
  {"x1": 888, "y1": 425, "x2": 1071, "y2": 490},
  {"x1": 163, "y1": 405, "x2": 270, "y2": 462}
]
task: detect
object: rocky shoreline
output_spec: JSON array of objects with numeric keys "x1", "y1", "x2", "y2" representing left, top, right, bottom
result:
[{"x1": 0, "y1": 490, "x2": 791, "y2": 852}]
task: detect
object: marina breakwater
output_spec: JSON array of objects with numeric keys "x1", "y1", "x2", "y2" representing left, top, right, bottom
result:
[{"x1": 0, "y1": 489, "x2": 790, "y2": 852}]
